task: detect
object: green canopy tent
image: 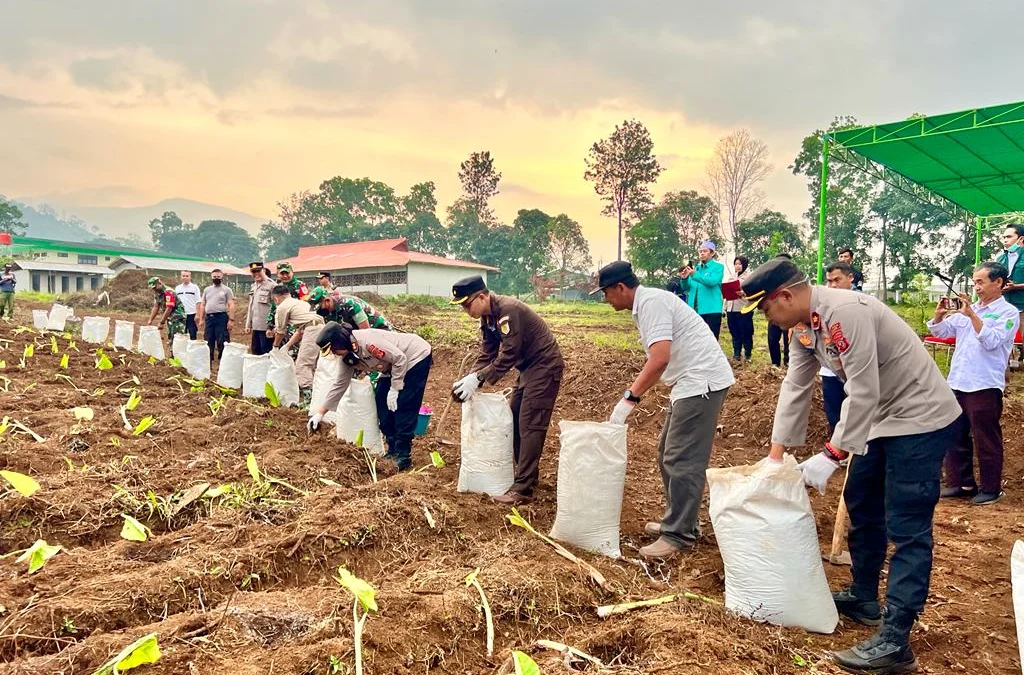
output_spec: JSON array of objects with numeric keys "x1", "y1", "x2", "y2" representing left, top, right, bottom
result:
[{"x1": 815, "y1": 100, "x2": 1024, "y2": 283}]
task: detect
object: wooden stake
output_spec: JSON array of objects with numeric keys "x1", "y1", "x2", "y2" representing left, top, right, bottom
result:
[{"x1": 826, "y1": 458, "x2": 853, "y2": 566}]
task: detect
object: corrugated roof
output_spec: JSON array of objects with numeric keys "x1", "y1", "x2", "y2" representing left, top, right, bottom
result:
[
  {"x1": 271, "y1": 238, "x2": 498, "y2": 273},
  {"x1": 13, "y1": 260, "x2": 113, "y2": 275},
  {"x1": 9, "y1": 236, "x2": 203, "y2": 260},
  {"x1": 111, "y1": 256, "x2": 248, "y2": 276}
]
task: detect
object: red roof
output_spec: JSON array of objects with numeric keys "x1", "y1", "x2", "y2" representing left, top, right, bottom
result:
[{"x1": 270, "y1": 238, "x2": 498, "y2": 273}]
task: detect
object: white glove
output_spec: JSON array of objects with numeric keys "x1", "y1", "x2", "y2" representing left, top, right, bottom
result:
[
  {"x1": 307, "y1": 411, "x2": 324, "y2": 434},
  {"x1": 452, "y1": 373, "x2": 481, "y2": 402},
  {"x1": 798, "y1": 452, "x2": 840, "y2": 495},
  {"x1": 386, "y1": 388, "x2": 399, "y2": 412},
  {"x1": 609, "y1": 398, "x2": 636, "y2": 425}
]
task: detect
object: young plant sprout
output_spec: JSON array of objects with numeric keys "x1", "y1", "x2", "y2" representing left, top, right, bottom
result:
[
  {"x1": 463, "y1": 568, "x2": 494, "y2": 658},
  {"x1": 335, "y1": 566, "x2": 378, "y2": 675}
]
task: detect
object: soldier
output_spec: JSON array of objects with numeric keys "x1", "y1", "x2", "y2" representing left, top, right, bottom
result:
[
  {"x1": 244, "y1": 261, "x2": 276, "y2": 355},
  {"x1": 317, "y1": 271, "x2": 334, "y2": 290},
  {"x1": 146, "y1": 277, "x2": 186, "y2": 341},
  {"x1": 450, "y1": 275, "x2": 563, "y2": 505},
  {"x1": 741, "y1": 256, "x2": 961, "y2": 674},
  {"x1": 308, "y1": 286, "x2": 393, "y2": 330},
  {"x1": 310, "y1": 322, "x2": 433, "y2": 472},
  {"x1": 266, "y1": 261, "x2": 309, "y2": 350}
]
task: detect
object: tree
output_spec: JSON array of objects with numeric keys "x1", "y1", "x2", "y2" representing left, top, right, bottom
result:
[
  {"x1": 399, "y1": 181, "x2": 448, "y2": 255},
  {"x1": 458, "y1": 151, "x2": 502, "y2": 223},
  {"x1": 148, "y1": 211, "x2": 193, "y2": 255},
  {"x1": 546, "y1": 214, "x2": 592, "y2": 285},
  {"x1": 660, "y1": 191, "x2": 720, "y2": 254},
  {"x1": 705, "y1": 129, "x2": 773, "y2": 253},
  {"x1": 0, "y1": 198, "x2": 28, "y2": 236},
  {"x1": 445, "y1": 197, "x2": 489, "y2": 262},
  {"x1": 869, "y1": 186, "x2": 952, "y2": 298},
  {"x1": 583, "y1": 119, "x2": 663, "y2": 260},
  {"x1": 735, "y1": 210, "x2": 808, "y2": 267},
  {"x1": 626, "y1": 190, "x2": 720, "y2": 282},
  {"x1": 190, "y1": 220, "x2": 260, "y2": 266},
  {"x1": 306, "y1": 177, "x2": 401, "y2": 243},
  {"x1": 259, "y1": 220, "x2": 317, "y2": 261}
]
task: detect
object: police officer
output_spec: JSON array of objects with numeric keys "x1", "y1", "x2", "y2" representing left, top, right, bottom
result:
[
  {"x1": 450, "y1": 275, "x2": 563, "y2": 505},
  {"x1": 741, "y1": 256, "x2": 961, "y2": 674},
  {"x1": 245, "y1": 261, "x2": 276, "y2": 355}
]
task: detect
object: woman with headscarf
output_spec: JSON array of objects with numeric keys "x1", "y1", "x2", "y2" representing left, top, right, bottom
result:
[{"x1": 725, "y1": 255, "x2": 754, "y2": 363}]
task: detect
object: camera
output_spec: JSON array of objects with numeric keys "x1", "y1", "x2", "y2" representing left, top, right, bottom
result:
[{"x1": 940, "y1": 296, "x2": 962, "y2": 311}]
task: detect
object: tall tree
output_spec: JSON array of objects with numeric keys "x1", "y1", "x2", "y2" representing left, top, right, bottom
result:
[
  {"x1": 458, "y1": 151, "x2": 502, "y2": 223},
  {"x1": 306, "y1": 177, "x2": 401, "y2": 242},
  {"x1": 869, "y1": 186, "x2": 952, "y2": 298},
  {"x1": 546, "y1": 214, "x2": 592, "y2": 285},
  {"x1": 734, "y1": 209, "x2": 808, "y2": 267},
  {"x1": 626, "y1": 190, "x2": 719, "y2": 281},
  {"x1": 0, "y1": 198, "x2": 28, "y2": 236},
  {"x1": 190, "y1": 220, "x2": 261, "y2": 266},
  {"x1": 148, "y1": 211, "x2": 193, "y2": 254},
  {"x1": 583, "y1": 119, "x2": 663, "y2": 260},
  {"x1": 399, "y1": 181, "x2": 448, "y2": 255},
  {"x1": 659, "y1": 190, "x2": 720, "y2": 254},
  {"x1": 705, "y1": 129, "x2": 773, "y2": 252},
  {"x1": 259, "y1": 220, "x2": 318, "y2": 261},
  {"x1": 445, "y1": 197, "x2": 489, "y2": 262}
]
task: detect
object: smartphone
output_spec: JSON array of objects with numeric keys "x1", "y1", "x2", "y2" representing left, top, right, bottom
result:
[{"x1": 941, "y1": 296, "x2": 962, "y2": 310}]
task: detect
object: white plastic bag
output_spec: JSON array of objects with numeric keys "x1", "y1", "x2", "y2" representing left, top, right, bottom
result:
[
  {"x1": 266, "y1": 347, "x2": 300, "y2": 407},
  {"x1": 311, "y1": 353, "x2": 340, "y2": 424},
  {"x1": 242, "y1": 353, "x2": 271, "y2": 398},
  {"x1": 172, "y1": 333, "x2": 189, "y2": 360},
  {"x1": 45, "y1": 303, "x2": 70, "y2": 331},
  {"x1": 707, "y1": 455, "x2": 839, "y2": 634},
  {"x1": 457, "y1": 392, "x2": 515, "y2": 496},
  {"x1": 216, "y1": 343, "x2": 246, "y2": 388},
  {"x1": 31, "y1": 310, "x2": 48, "y2": 330},
  {"x1": 335, "y1": 378, "x2": 384, "y2": 455},
  {"x1": 184, "y1": 340, "x2": 211, "y2": 380},
  {"x1": 113, "y1": 320, "x2": 135, "y2": 350},
  {"x1": 81, "y1": 316, "x2": 110, "y2": 344},
  {"x1": 137, "y1": 326, "x2": 165, "y2": 360},
  {"x1": 1012, "y1": 540, "x2": 1024, "y2": 673},
  {"x1": 549, "y1": 421, "x2": 627, "y2": 558}
]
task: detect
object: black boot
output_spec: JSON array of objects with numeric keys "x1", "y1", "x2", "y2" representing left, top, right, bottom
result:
[
  {"x1": 833, "y1": 587, "x2": 882, "y2": 626},
  {"x1": 833, "y1": 608, "x2": 917, "y2": 674}
]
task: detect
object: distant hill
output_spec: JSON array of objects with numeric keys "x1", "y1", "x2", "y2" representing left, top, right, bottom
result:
[{"x1": 9, "y1": 200, "x2": 100, "y2": 242}]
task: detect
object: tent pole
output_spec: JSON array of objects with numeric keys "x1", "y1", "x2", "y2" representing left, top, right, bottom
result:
[
  {"x1": 974, "y1": 216, "x2": 982, "y2": 266},
  {"x1": 817, "y1": 136, "x2": 830, "y2": 284}
]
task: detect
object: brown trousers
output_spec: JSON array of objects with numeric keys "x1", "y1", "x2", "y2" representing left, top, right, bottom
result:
[
  {"x1": 509, "y1": 356, "x2": 564, "y2": 496},
  {"x1": 295, "y1": 324, "x2": 324, "y2": 390}
]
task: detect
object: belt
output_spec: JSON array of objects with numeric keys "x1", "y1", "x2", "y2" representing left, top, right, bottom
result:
[{"x1": 296, "y1": 317, "x2": 325, "y2": 330}]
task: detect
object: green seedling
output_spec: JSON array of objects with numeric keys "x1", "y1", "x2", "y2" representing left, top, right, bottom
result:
[
  {"x1": 207, "y1": 395, "x2": 227, "y2": 417},
  {"x1": 335, "y1": 566, "x2": 378, "y2": 675},
  {"x1": 132, "y1": 416, "x2": 155, "y2": 436},
  {"x1": 73, "y1": 407, "x2": 94, "y2": 421},
  {"x1": 507, "y1": 508, "x2": 613, "y2": 593},
  {"x1": 125, "y1": 390, "x2": 142, "y2": 411},
  {"x1": 92, "y1": 632, "x2": 161, "y2": 675},
  {"x1": 15, "y1": 539, "x2": 61, "y2": 573},
  {"x1": 66, "y1": 340, "x2": 78, "y2": 352},
  {"x1": 246, "y1": 452, "x2": 307, "y2": 495},
  {"x1": 327, "y1": 655, "x2": 345, "y2": 674},
  {"x1": 0, "y1": 416, "x2": 9, "y2": 436},
  {"x1": 1, "y1": 470, "x2": 40, "y2": 497},
  {"x1": 23, "y1": 344, "x2": 34, "y2": 359},
  {"x1": 511, "y1": 651, "x2": 540, "y2": 675},
  {"x1": 430, "y1": 451, "x2": 446, "y2": 468},
  {"x1": 147, "y1": 356, "x2": 156, "y2": 365},
  {"x1": 60, "y1": 617, "x2": 78, "y2": 635},
  {"x1": 0, "y1": 359, "x2": 6, "y2": 368},
  {"x1": 264, "y1": 382, "x2": 280, "y2": 407},
  {"x1": 50, "y1": 336, "x2": 58, "y2": 354},
  {"x1": 59, "y1": 354, "x2": 69, "y2": 369},
  {"x1": 246, "y1": 452, "x2": 262, "y2": 484},
  {"x1": 463, "y1": 569, "x2": 494, "y2": 658},
  {"x1": 168, "y1": 357, "x2": 182, "y2": 368},
  {"x1": 95, "y1": 352, "x2": 113, "y2": 370},
  {"x1": 120, "y1": 514, "x2": 152, "y2": 542}
]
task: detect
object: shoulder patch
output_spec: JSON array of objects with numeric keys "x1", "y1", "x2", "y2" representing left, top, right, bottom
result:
[
  {"x1": 367, "y1": 344, "x2": 386, "y2": 360},
  {"x1": 1007, "y1": 319, "x2": 1016, "y2": 330},
  {"x1": 498, "y1": 315, "x2": 511, "y2": 336},
  {"x1": 830, "y1": 322, "x2": 850, "y2": 353}
]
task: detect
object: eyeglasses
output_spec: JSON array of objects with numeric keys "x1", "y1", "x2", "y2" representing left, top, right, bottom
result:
[{"x1": 459, "y1": 294, "x2": 478, "y2": 311}]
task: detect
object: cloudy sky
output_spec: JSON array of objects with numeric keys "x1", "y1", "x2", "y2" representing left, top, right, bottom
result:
[{"x1": 2, "y1": 1, "x2": 1022, "y2": 263}]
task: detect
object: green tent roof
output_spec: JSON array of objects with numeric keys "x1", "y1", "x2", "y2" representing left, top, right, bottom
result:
[{"x1": 829, "y1": 100, "x2": 1024, "y2": 217}]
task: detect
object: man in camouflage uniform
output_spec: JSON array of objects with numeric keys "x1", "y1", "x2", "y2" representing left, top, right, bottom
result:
[
  {"x1": 146, "y1": 276, "x2": 186, "y2": 341},
  {"x1": 265, "y1": 262, "x2": 310, "y2": 353},
  {"x1": 308, "y1": 286, "x2": 393, "y2": 330}
]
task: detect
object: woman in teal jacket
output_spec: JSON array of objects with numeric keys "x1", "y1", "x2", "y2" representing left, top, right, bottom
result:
[{"x1": 675, "y1": 240, "x2": 725, "y2": 338}]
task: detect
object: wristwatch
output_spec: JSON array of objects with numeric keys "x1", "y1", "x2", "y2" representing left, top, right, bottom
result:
[{"x1": 624, "y1": 389, "x2": 641, "y2": 403}]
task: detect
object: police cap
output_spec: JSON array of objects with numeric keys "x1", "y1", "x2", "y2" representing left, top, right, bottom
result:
[
  {"x1": 248, "y1": 261, "x2": 264, "y2": 272},
  {"x1": 316, "y1": 321, "x2": 353, "y2": 356},
  {"x1": 740, "y1": 256, "x2": 806, "y2": 314},
  {"x1": 451, "y1": 275, "x2": 487, "y2": 304}
]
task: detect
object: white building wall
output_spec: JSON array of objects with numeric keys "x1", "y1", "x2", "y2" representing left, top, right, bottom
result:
[
  {"x1": 406, "y1": 262, "x2": 489, "y2": 297},
  {"x1": 297, "y1": 263, "x2": 490, "y2": 298}
]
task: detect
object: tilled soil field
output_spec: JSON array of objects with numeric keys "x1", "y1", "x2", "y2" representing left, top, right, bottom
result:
[{"x1": 0, "y1": 300, "x2": 1022, "y2": 675}]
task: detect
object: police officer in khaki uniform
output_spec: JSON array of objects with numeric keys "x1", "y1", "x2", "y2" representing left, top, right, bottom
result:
[
  {"x1": 741, "y1": 256, "x2": 961, "y2": 675},
  {"x1": 245, "y1": 261, "x2": 277, "y2": 355},
  {"x1": 450, "y1": 275, "x2": 563, "y2": 505}
]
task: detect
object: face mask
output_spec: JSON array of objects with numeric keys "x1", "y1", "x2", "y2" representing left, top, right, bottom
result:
[
  {"x1": 1009, "y1": 243, "x2": 1021, "y2": 253},
  {"x1": 212, "y1": 277, "x2": 223, "y2": 285},
  {"x1": 342, "y1": 352, "x2": 361, "y2": 367}
]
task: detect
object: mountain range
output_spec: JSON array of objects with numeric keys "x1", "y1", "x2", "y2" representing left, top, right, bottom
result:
[{"x1": 10, "y1": 197, "x2": 269, "y2": 244}]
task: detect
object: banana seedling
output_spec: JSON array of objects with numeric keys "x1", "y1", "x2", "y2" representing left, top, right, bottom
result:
[
  {"x1": 0, "y1": 470, "x2": 40, "y2": 497},
  {"x1": 335, "y1": 566, "x2": 378, "y2": 675},
  {"x1": 463, "y1": 569, "x2": 494, "y2": 658},
  {"x1": 92, "y1": 632, "x2": 161, "y2": 674},
  {"x1": 13, "y1": 539, "x2": 61, "y2": 574},
  {"x1": 245, "y1": 452, "x2": 307, "y2": 495},
  {"x1": 50, "y1": 336, "x2": 58, "y2": 354}
]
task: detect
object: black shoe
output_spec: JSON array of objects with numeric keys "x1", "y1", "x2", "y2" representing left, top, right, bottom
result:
[
  {"x1": 971, "y1": 490, "x2": 1004, "y2": 505},
  {"x1": 832, "y1": 588, "x2": 882, "y2": 626},
  {"x1": 940, "y1": 486, "x2": 978, "y2": 499},
  {"x1": 833, "y1": 627, "x2": 916, "y2": 674}
]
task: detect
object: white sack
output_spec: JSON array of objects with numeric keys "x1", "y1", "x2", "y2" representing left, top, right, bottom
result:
[
  {"x1": 216, "y1": 342, "x2": 246, "y2": 388},
  {"x1": 1012, "y1": 540, "x2": 1024, "y2": 674},
  {"x1": 242, "y1": 353, "x2": 271, "y2": 398},
  {"x1": 549, "y1": 421, "x2": 627, "y2": 558},
  {"x1": 113, "y1": 320, "x2": 135, "y2": 350},
  {"x1": 172, "y1": 333, "x2": 189, "y2": 360},
  {"x1": 707, "y1": 455, "x2": 839, "y2": 634},
  {"x1": 311, "y1": 353, "x2": 340, "y2": 424},
  {"x1": 266, "y1": 347, "x2": 300, "y2": 407},
  {"x1": 31, "y1": 310, "x2": 48, "y2": 330},
  {"x1": 137, "y1": 325, "x2": 165, "y2": 360},
  {"x1": 335, "y1": 378, "x2": 384, "y2": 455},
  {"x1": 81, "y1": 316, "x2": 111, "y2": 344},
  {"x1": 45, "y1": 303, "x2": 70, "y2": 331},
  {"x1": 457, "y1": 392, "x2": 514, "y2": 497},
  {"x1": 184, "y1": 340, "x2": 211, "y2": 380}
]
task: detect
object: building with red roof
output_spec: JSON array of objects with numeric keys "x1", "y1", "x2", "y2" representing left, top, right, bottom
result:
[{"x1": 270, "y1": 238, "x2": 497, "y2": 297}]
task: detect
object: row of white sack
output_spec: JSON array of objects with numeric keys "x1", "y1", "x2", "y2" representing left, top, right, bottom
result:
[
  {"x1": 459, "y1": 391, "x2": 839, "y2": 634},
  {"x1": 31, "y1": 304, "x2": 75, "y2": 332}
]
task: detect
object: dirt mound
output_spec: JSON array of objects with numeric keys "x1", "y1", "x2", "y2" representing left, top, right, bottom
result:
[{"x1": 108, "y1": 269, "x2": 151, "y2": 295}]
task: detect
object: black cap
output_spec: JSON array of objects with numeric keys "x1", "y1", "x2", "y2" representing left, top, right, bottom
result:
[
  {"x1": 317, "y1": 271, "x2": 331, "y2": 279},
  {"x1": 248, "y1": 261, "x2": 264, "y2": 272},
  {"x1": 451, "y1": 275, "x2": 487, "y2": 304},
  {"x1": 316, "y1": 321, "x2": 354, "y2": 355},
  {"x1": 740, "y1": 256, "x2": 806, "y2": 314},
  {"x1": 590, "y1": 261, "x2": 638, "y2": 295}
]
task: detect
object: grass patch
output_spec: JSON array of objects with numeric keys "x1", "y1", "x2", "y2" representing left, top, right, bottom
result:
[{"x1": 16, "y1": 291, "x2": 60, "y2": 303}]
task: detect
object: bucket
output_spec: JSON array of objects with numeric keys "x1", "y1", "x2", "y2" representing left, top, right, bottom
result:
[{"x1": 414, "y1": 406, "x2": 432, "y2": 435}]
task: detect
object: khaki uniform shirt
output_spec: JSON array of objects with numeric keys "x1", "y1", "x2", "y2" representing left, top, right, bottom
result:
[
  {"x1": 322, "y1": 329, "x2": 432, "y2": 411},
  {"x1": 472, "y1": 295, "x2": 562, "y2": 384},
  {"x1": 273, "y1": 297, "x2": 322, "y2": 334},
  {"x1": 246, "y1": 277, "x2": 276, "y2": 332},
  {"x1": 772, "y1": 286, "x2": 960, "y2": 455}
]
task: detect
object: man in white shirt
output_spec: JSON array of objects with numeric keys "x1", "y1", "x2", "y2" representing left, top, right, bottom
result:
[
  {"x1": 595, "y1": 261, "x2": 734, "y2": 558},
  {"x1": 174, "y1": 270, "x2": 202, "y2": 339},
  {"x1": 927, "y1": 261, "x2": 1019, "y2": 505},
  {"x1": 821, "y1": 261, "x2": 857, "y2": 432}
]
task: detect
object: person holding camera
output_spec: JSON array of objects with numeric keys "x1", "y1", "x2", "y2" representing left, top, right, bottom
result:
[
  {"x1": 669, "y1": 241, "x2": 725, "y2": 338},
  {"x1": 927, "y1": 261, "x2": 1019, "y2": 506}
]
